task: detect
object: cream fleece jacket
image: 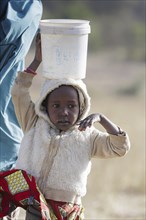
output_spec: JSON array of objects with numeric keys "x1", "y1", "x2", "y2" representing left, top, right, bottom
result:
[{"x1": 11, "y1": 72, "x2": 130, "y2": 204}]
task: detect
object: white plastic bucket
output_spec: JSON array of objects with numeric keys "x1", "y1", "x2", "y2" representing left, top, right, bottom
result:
[{"x1": 39, "y1": 19, "x2": 91, "y2": 79}]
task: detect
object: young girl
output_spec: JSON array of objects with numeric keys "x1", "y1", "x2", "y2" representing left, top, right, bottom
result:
[{"x1": 11, "y1": 34, "x2": 130, "y2": 220}]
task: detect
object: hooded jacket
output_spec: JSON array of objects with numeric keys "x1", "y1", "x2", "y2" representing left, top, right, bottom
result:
[{"x1": 11, "y1": 72, "x2": 130, "y2": 204}]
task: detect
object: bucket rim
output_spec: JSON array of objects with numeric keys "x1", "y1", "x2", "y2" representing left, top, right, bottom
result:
[
  {"x1": 40, "y1": 19, "x2": 90, "y2": 25},
  {"x1": 39, "y1": 19, "x2": 91, "y2": 34}
]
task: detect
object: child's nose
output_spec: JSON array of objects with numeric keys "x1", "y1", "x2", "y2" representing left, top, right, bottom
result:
[{"x1": 60, "y1": 107, "x2": 68, "y2": 116}]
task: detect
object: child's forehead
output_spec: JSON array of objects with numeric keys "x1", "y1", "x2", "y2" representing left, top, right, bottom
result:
[{"x1": 46, "y1": 85, "x2": 79, "y2": 103}]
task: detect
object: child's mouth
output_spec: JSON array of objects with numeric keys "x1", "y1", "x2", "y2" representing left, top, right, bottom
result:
[{"x1": 58, "y1": 120, "x2": 70, "y2": 125}]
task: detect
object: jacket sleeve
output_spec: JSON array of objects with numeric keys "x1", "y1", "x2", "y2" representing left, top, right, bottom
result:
[
  {"x1": 11, "y1": 71, "x2": 38, "y2": 133},
  {"x1": 90, "y1": 129, "x2": 130, "y2": 158}
]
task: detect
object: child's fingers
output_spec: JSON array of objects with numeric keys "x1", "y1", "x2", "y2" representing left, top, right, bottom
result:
[{"x1": 78, "y1": 119, "x2": 92, "y2": 131}]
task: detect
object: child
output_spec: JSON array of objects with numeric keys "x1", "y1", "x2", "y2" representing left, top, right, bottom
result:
[{"x1": 11, "y1": 34, "x2": 130, "y2": 220}]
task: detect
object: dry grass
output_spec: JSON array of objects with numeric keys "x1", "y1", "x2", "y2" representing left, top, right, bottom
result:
[{"x1": 20, "y1": 50, "x2": 145, "y2": 219}]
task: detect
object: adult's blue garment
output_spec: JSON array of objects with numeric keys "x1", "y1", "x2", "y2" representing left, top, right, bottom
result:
[{"x1": 0, "y1": 0, "x2": 42, "y2": 171}]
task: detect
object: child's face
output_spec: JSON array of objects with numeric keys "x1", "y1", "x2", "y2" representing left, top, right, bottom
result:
[{"x1": 46, "y1": 85, "x2": 80, "y2": 131}]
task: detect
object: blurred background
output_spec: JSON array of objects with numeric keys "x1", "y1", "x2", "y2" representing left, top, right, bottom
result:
[{"x1": 24, "y1": 0, "x2": 145, "y2": 219}]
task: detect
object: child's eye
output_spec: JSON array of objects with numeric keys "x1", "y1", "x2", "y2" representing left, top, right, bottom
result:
[
  {"x1": 52, "y1": 104, "x2": 59, "y2": 108},
  {"x1": 68, "y1": 104, "x2": 75, "y2": 108}
]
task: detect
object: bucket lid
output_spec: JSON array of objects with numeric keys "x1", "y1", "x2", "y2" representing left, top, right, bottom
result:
[{"x1": 40, "y1": 19, "x2": 91, "y2": 35}]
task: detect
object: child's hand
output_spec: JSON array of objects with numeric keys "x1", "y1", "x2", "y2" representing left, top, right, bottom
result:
[
  {"x1": 78, "y1": 113, "x2": 123, "y2": 135},
  {"x1": 78, "y1": 113, "x2": 101, "y2": 131},
  {"x1": 34, "y1": 32, "x2": 42, "y2": 63},
  {"x1": 26, "y1": 33, "x2": 42, "y2": 72}
]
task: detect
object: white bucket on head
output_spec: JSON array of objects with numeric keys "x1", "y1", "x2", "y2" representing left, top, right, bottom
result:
[{"x1": 39, "y1": 19, "x2": 91, "y2": 79}]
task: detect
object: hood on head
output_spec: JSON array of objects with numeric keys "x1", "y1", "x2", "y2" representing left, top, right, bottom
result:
[{"x1": 35, "y1": 78, "x2": 91, "y2": 128}]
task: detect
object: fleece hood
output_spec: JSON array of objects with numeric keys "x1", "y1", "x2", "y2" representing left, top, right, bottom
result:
[{"x1": 35, "y1": 78, "x2": 91, "y2": 127}]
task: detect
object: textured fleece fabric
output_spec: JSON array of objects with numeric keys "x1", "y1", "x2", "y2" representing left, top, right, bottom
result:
[{"x1": 11, "y1": 72, "x2": 130, "y2": 204}]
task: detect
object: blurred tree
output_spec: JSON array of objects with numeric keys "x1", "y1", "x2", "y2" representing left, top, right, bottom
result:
[{"x1": 41, "y1": 0, "x2": 145, "y2": 61}]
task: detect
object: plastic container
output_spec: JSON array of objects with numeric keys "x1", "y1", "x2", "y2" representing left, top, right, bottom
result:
[{"x1": 39, "y1": 19, "x2": 91, "y2": 79}]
